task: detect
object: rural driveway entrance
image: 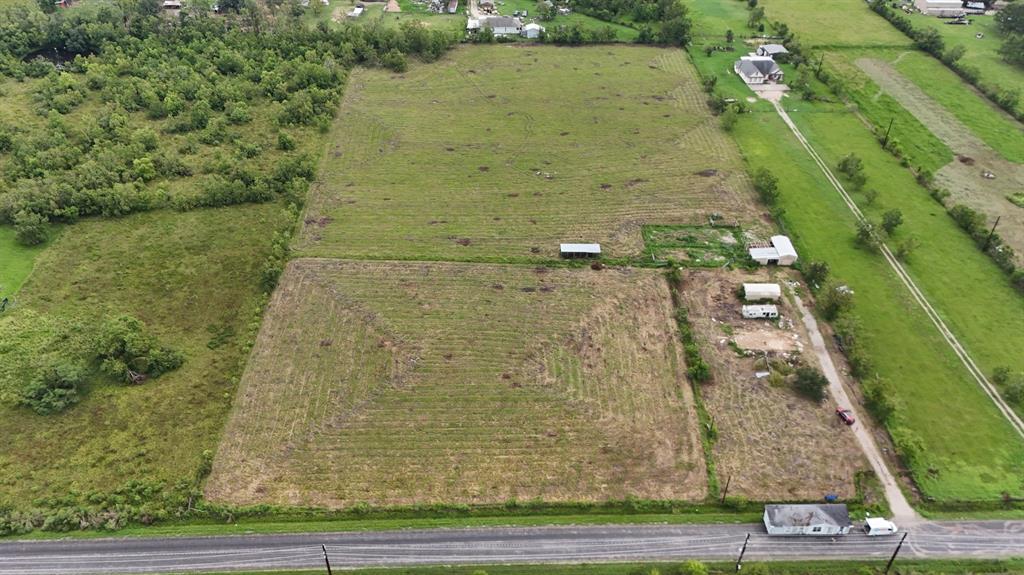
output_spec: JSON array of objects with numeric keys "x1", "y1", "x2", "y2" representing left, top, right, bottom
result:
[{"x1": 790, "y1": 291, "x2": 920, "y2": 524}]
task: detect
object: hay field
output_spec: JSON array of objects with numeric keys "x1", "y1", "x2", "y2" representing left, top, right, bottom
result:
[
  {"x1": 206, "y1": 259, "x2": 706, "y2": 507},
  {"x1": 295, "y1": 45, "x2": 762, "y2": 262}
]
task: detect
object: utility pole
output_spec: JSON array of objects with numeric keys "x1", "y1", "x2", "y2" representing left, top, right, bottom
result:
[
  {"x1": 735, "y1": 533, "x2": 751, "y2": 572},
  {"x1": 884, "y1": 532, "x2": 908, "y2": 574},
  {"x1": 982, "y1": 216, "x2": 1001, "y2": 252},
  {"x1": 816, "y1": 53, "x2": 825, "y2": 76},
  {"x1": 721, "y1": 474, "x2": 732, "y2": 503},
  {"x1": 882, "y1": 117, "x2": 894, "y2": 147},
  {"x1": 322, "y1": 544, "x2": 334, "y2": 575}
]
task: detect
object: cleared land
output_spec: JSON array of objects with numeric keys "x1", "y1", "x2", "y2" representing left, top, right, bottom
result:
[
  {"x1": 855, "y1": 56, "x2": 1024, "y2": 264},
  {"x1": 680, "y1": 269, "x2": 866, "y2": 500},
  {"x1": 0, "y1": 204, "x2": 288, "y2": 506},
  {"x1": 295, "y1": 45, "x2": 764, "y2": 262},
  {"x1": 207, "y1": 259, "x2": 706, "y2": 507}
]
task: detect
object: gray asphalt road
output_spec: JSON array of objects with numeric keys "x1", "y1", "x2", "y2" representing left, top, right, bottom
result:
[{"x1": 1, "y1": 521, "x2": 1023, "y2": 574}]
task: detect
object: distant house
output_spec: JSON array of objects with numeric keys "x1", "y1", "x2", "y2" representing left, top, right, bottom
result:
[
  {"x1": 162, "y1": 0, "x2": 182, "y2": 9},
  {"x1": 748, "y1": 235, "x2": 798, "y2": 266},
  {"x1": 447, "y1": 0, "x2": 458, "y2": 13},
  {"x1": 755, "y1": 44, "x2": 789, "y2": 58},
  {"x1": 914, "y1": 0, "x2": 964, "y2": 17},
  {"x1": 764, "y1": 504, "x2": 852, "y2": 536},
  {"x1": 560, "y1": 243, "x2": 601, "y2": 258},
  {"x1": 521, "y1": 22, "x2": 544, "y2": 39},
  {"x1": 734, "y1": 55, "x2": 784, "y2": 85},
  {"x1": 482, "y1": 16, "x2": 522, "y2": 36}
]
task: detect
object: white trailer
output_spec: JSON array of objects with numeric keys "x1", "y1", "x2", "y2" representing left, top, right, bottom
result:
[
  {"x1": 742, "y1": 304, "x2": 778, "y2": 319},
  {"x1": 743, "y1": 283, "x2": 782, "y2": 301}
]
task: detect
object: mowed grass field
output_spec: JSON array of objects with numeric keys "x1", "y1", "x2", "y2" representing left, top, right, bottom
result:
[
  {"x1": 0, "y1": 205, "x2": 288, "y2": 506},
  {"x1": 295, "y1": 45, "x2": 764, "y2": 262},
  {"x1": 733, "y1": 108, "x2": 1024, "y2": 500},
  {"x1": 207, "y1": 259, "x2": 706, "y2": 507},
  {"x1": 909, "y1": 13, "x2": 1024, "y2": 117},
  {"x1": 759, "y1": 0, "x2": 912, "y2": 48}
]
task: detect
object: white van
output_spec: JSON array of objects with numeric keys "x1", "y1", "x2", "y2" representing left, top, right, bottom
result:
[{"x1": 864, "y1": 517, "x2": 898, "y2": 536}]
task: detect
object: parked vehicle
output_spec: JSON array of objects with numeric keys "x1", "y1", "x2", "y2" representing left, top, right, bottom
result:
[
  {"x1": 836, "y1": 408, "x2": 855, "y2": 426},
  {"x1": 864, "y1": 517, "x2": 898, "y2": 536}
]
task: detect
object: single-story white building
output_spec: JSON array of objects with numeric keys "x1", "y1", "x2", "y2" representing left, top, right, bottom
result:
[
  {"x1": 734, "y1": 55, "x2": 784, "y2": 85},
  {"x1": 521, "y1": 22, "x2": 544, "y2": 39},
  {"x1": 742, "y1": 304, "x2": 779, "y2": 319},
  {"x1": 914, "y1": 0, "x2": 964, "y2": 16},
  {"x1": 560, "y1": 243, "x2": 601, "y2": 258},
  {"x1": 482, "y1": 16, "x2": 522, "y2": 36},
  {"x1": 743, "y1": 283, "x2": 782, "y2": 301},
  {"x1": 755, "y1": 44, "x2": 789, "y2": 58},
  {"x1": 347, "y1": 5, "x2": 364, "y2": 17},
  {"x1": 764, "y1": 504, "x2": 852, "y2": 536},
  {"x1": 748, "y1": 235, "x2": 798, "y2": 266}
]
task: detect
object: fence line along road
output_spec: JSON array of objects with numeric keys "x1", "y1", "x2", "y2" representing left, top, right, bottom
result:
[{"x1": 770, "y1": 100, "x2": 1024, "y2": 441}]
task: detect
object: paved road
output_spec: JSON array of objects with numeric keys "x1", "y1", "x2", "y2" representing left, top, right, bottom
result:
[
  {"x1": 790, "y1": 291, "x2": 919, "y2": 524},
  {"x1": 1, "y1": 521, "x2": 1023, "y2": 574}
]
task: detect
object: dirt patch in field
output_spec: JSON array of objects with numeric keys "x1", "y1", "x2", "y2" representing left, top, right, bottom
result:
[
  {"x1": 206, "y1": 259, "x2": 706, "y2": 507},
  {"x1": 856, "y1": 57, "x2": 1024, "y2": 264},
  {"x1": 678, "y1": 269, "x2": 866, "y2": 500}
]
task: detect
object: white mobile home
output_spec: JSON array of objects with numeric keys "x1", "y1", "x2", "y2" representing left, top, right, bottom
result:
[
  {"x1": 481, "y1": 16, "x2": 522, "y2": 36},
  {"x1": 743, "y1": 283, "x2": 782, "y2": 301},
  {"x1": 764, "y1": 504, "x2": 852, "y2": 536},
  {"x1": 742, "y1": 304, "x2": 779, "y2": 319}
]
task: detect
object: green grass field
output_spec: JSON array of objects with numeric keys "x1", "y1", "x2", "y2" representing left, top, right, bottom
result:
[
  {"x1": 207, "y1": 259, "x2": 706, "y2": 507},
  {"x1": 909, "y1": 13, "x2": 1024, "y2": 117},
  {"x1": 295, "y1": 45, "x2": 764, "y2": 262},
  {"x1": 0, "y1": 226, "x2": 52, "y2": 298},
  {"x1": 733, "y1": 107, "x2": 1024, "y2": 501},
  {"x1": 0, "y1": 204, "x2": 289, "y2": 508},
  {"x1": 689, "y1": 0, "x2": 750, "y2": 43},
  {"x1": 886, "y1": 49, "x2": 1024, "y2": 164},
  {"x1": 760, "y1": 0, "x2": 912, "y2": 48},
  {"x1": 495, "y1": 0, "x2": 639, "y2": 40}
]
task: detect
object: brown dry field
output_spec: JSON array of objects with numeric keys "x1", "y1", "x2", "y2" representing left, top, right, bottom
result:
[
  {"x1": 679, "y1": 269, "x2": 867, "y2": 500},
  {"x1": 206, "y1": 259, "x2": 706, "y2": 507},
  {"x1": 856, "y1": 57, "x2": 1024, "y2": 265}
]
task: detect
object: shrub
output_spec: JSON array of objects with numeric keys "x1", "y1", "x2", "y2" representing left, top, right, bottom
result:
[
  {"x1": 881, "y1": 209, "x2": 903, "y2": 235},
  {"x1": 95, "y1": 315, "x2": 184, "y2": 384},
  {"x1": 793, "y1": 365, "x2": 828, "y2": 402},
  {"x1": 19, "y1": 360, "x2": 83, "y2": 415},
  {"x1": 13, "y1": 210, "x2": 49, "y2": 246},
  {"x1": 817, "y1": 282, "x2": 854, "y2": 320},
  {"x1": 720, "y1": 107, "x2": 738, "y2": 132},
  {"x1": 802, "y1": 260, "x2": 829, "y2": 289},
  {"x1": 752, "y1": 167, "x2": 779, "y2": 205},
  {"x1": 1005, "y1": 382, "x2": 1024, "y2": 406},
  {"x1": 277, "y1": 132, "x2": 296, "y2": 151}
]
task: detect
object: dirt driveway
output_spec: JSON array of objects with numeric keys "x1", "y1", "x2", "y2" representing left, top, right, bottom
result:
[{"x1": 856, "y1": 57, "x2": 1024, "y2": 265}]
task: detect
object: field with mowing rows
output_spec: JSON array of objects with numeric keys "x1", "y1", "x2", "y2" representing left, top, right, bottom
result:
[
  {"x1": 206, "y1": 259, "x2": 706, "y2": 507},
  {"x1": 760, "y1": 0, "x2": 912, "y2": 48},
  {"x1": 294, "y1": 45, "x2": 764, "y2": 262}
]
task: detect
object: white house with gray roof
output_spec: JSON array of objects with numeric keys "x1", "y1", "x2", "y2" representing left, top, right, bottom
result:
[
  {"x1": 755, "y1": 44, "x2": 789, "y2": 58},
  {"x1": 481, "y1": 16, "x2": 522, "y2": 36},
  {"x1": 764, "y1": 504, "x2": 852, "y2": 536},
  {"x1": 734, "y1": 55, "x2": 784, "y2": 85}
]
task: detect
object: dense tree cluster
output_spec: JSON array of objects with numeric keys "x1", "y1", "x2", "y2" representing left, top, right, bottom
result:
[
  {"x1": 996, "y1": 3, "x2": 1024, "y2": 68},
  {"x1": 570, "y1": 0, "x2": 692, "y2": 46},
  {"x1": 0, "y1": 3, "x2": 457, "y2": 243}
]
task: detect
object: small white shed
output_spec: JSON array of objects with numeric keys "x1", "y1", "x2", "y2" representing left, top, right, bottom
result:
[
  {"x1": 521, "y1": 22, "x2": 544, "y2": 39},
  {"x1": 743, "y1": 283, "x2": 781, "y2": 301},
  {"x1": 748, "y1": 235, "x2": 798, "y2": 266},
  {"x1": 742, "y1": 304, "x2": 778, "y2": 319},
  {"x1": 764, "y1": 504, "x2": 852, "y2": 536},
  {"x1": 560, "y1": 243, "x2": 601, "y2": 258}
]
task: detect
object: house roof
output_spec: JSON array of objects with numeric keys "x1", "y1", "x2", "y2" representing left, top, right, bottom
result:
[
  {"x1": 736, "y1": 57, "x2": 781, "y2": 78},
  {"x1": 765, "y1": 504, "x2": 851, "y2": 528},
  {"x1": 560, "y1": 243, "x2": 601, "y2": 254},
  {"x1": 759, "y1": 44, "x2": 789, "y2": 55},
  {"x1": 770, "y1": 235, "x2": 797, "y2": 258},
  {"x1": 748, "y1": 246, "x2": 779, "y2": 260},
  {"x1": 523, "y1": 22, "x2": 544, "y2": 30},
  {"x1": 483, "y1": 16, "x2": 520, "y2": 28}
]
